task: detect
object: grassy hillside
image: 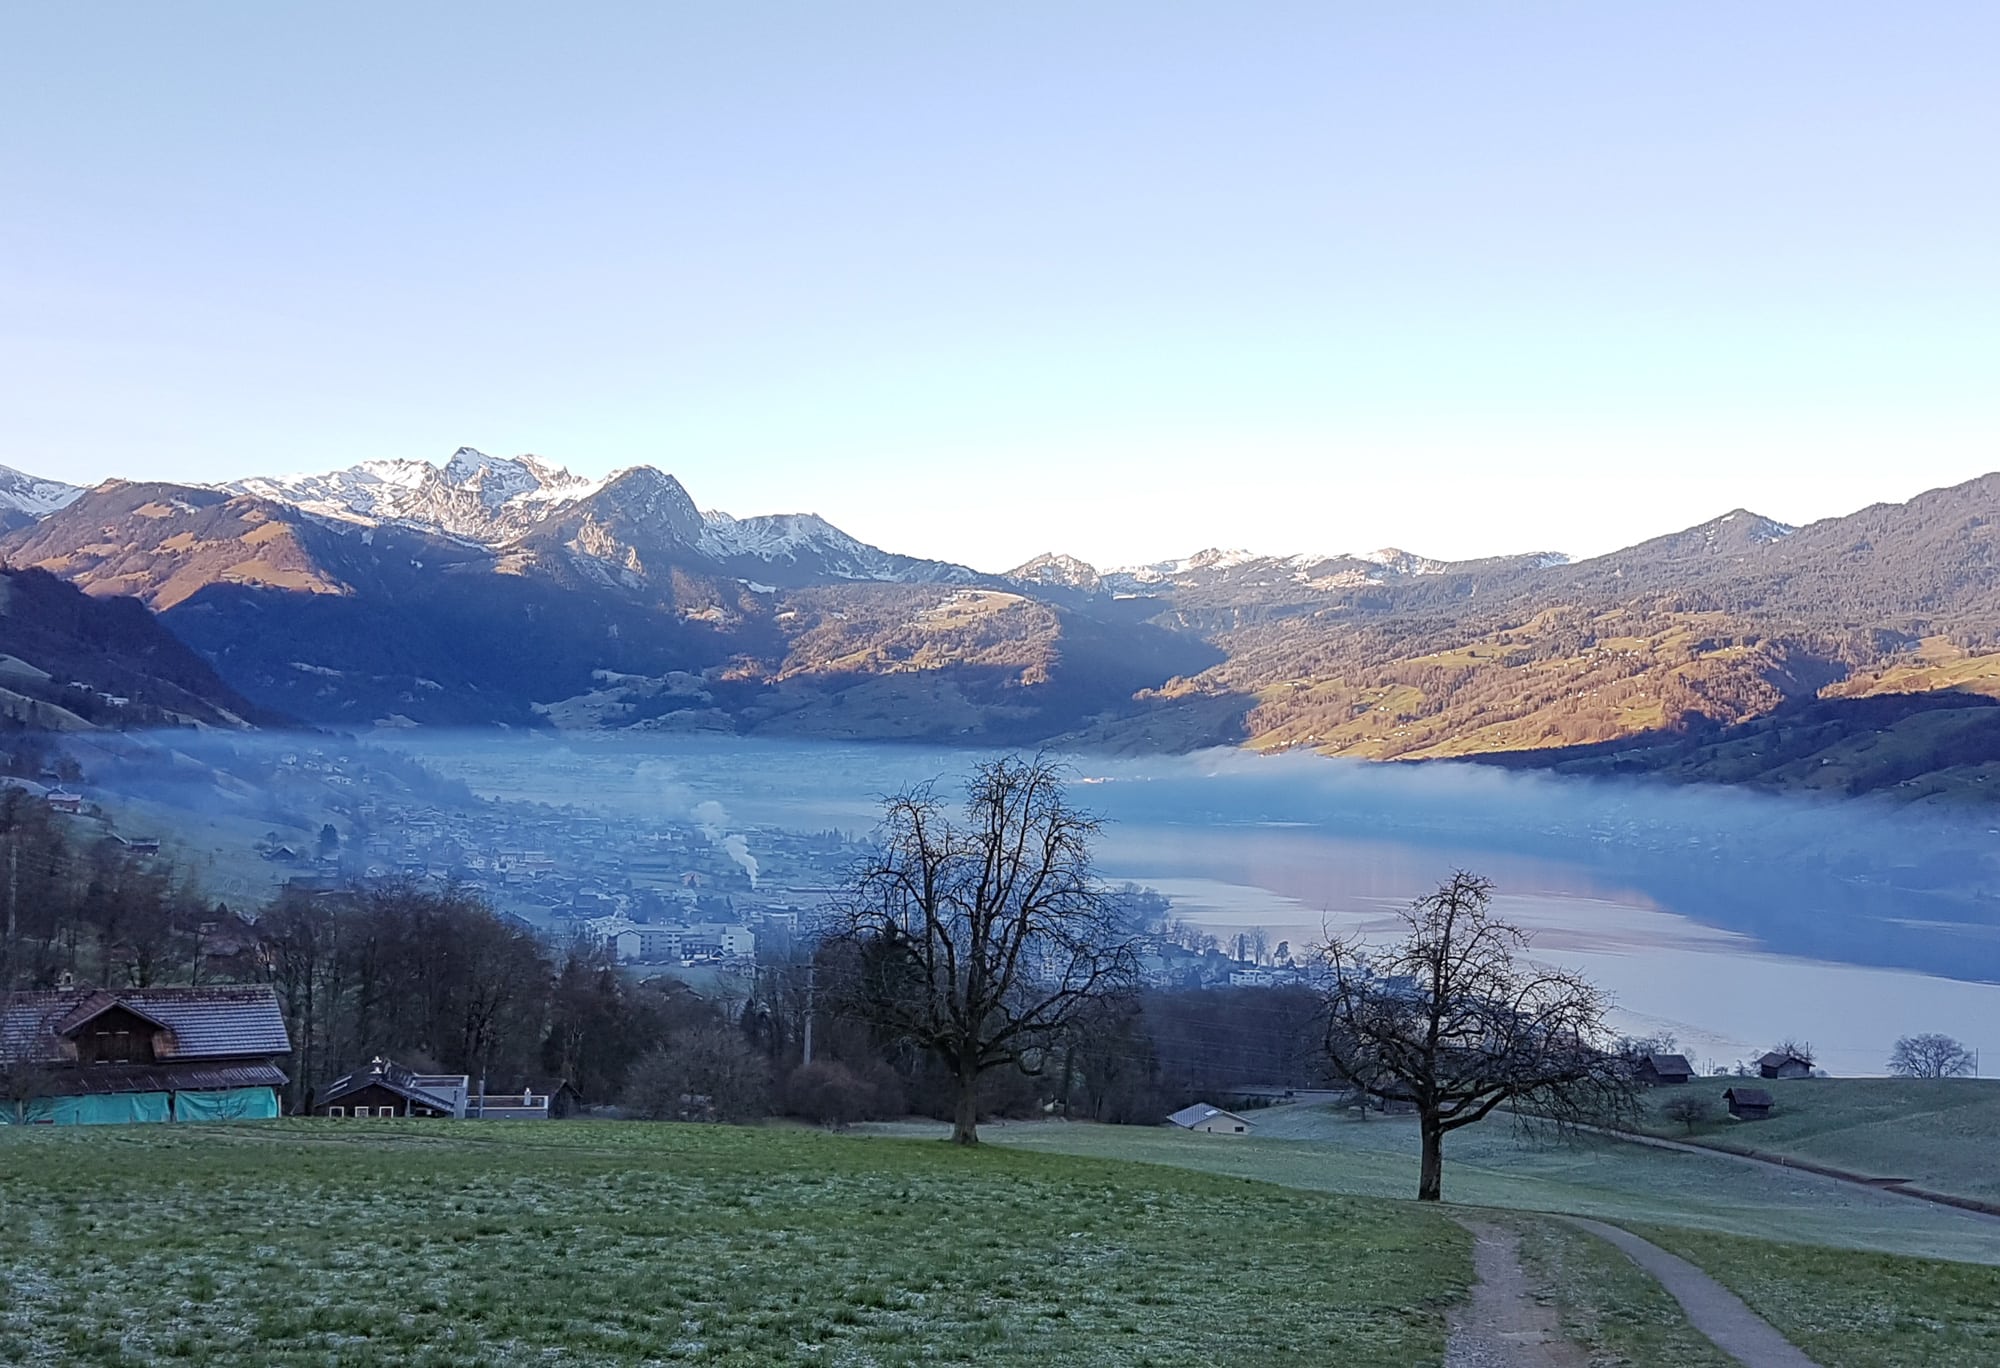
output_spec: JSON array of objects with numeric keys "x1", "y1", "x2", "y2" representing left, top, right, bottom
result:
[
  {"x1": 1638, "y1": 1226, "x2": 2000, "y2": 1368},
  {"x1": 0, "y1": 1120, "x2": 1464, "y2": 1367},
  {"x1": 926, "y1": 1110, "x2": 2000, "y2": 1263},
  {"x1": 1633, "y1": 1077, "x2": 2000, "y2": 1203},
  {"x1": 935, "y1": 1109, "x2": 2000, "y2": 1367}
]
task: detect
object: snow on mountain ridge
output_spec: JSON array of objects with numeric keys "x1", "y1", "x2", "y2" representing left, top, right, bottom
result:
[
  {"x1": 223, "y1": 450, "x2": 978, "y2": 584},
  {"x1": 0, "y1": 465, "x2": 84, "y2": 519}
]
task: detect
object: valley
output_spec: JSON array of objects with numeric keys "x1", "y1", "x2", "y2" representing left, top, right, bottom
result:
[{"x1": 8, "y1": 452, "x2": 2000, "y2": 802}]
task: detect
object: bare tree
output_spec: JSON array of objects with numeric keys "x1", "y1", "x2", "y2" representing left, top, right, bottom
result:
[
  {"x1": 825, "y1": 754, "x2": 1137, "y2": 1144},
  {"x1": 1316, "y1": 871, "x2": 1634, "y2": 1201},
  {"x1": 1661, "y1": 1093, "x2": 1713, "y2": 1134},
  {"x1": 1774, "y1": 1038, "x2": 1817, "y2": 1068},
  {"x1": 1889, "y1": 1033, "x2": 1975, "y2": 1080}
]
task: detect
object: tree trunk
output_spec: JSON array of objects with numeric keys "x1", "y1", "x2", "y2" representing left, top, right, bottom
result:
[
  {"x1": 951, "y1": 1064, "x2": 980, "y2": 1145},
  {"x1": 1417, "y1": 1112, "x2": 1444, "y2": 1202}
]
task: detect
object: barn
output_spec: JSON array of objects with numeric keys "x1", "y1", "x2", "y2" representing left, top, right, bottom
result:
[{"x1": 0, "y1": 985, "x2": 290, "y2": 1125}]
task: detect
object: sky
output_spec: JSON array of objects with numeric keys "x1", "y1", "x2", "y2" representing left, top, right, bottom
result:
[{"x1": 4, "y1": 4, "x2": 1997, "y2": 572}]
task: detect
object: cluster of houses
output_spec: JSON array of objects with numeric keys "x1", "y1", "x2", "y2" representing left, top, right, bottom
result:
[
  {"x1": 1632, "y1": 1048, "x2": 1817, "y2": 1121},
  {"x1": 0, "y1": 985, "x2": 577, "y2": 1127},
  {"x1": 579, "y1": 914, "x2": 761, "y2": 966}
]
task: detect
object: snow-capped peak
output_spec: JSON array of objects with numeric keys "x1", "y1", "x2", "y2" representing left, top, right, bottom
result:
[
  {"x1": 226, "y1": 448, "x2": 609, "y2": 540},
  {"x1": 225, "y1": 448, "x2": 979, "y2": 585},
  {"x1": 0, "y1": 464, "x2": 84, "y2": 519},
  {"x1": 440, "y1": 448, "x2": 600, "y2": 507}
]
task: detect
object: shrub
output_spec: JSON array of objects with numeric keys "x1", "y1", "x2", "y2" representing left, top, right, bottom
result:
[
  {"x1": 1662, "y1": 1093, "x2": 1714, "y2": 1134},
  {"x1": 624, "y1": 1025, "x2": 772, "y2": 1122},
  {"x1": 783, "y1": 1061, "x2": 874, "y2": 1128}
]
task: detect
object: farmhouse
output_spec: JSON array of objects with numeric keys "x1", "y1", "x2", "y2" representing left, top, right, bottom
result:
[
  {"x1": 1167, "y1": 1102, "x2": 1253, "y2": 1136},
  {"x1": 1724, "y1": 1086, "x2": 1774, "y2": 1120},
  {"x1": 312, "y1": 1057, "x2": 573, "y2": 1119},
  {"x1": 1634, "y1": 1052, "x2": 1695, "y2": 1087},
  {"x1": 314, "y1": 1057, "x2": 463, "y2": 1118},
  {"x1": 0, "y1": 985, "x2": 290, "y2": 1124},
  {"x1": 1757, "y1": 1051, "x2": 1814, "y2": 1080}
]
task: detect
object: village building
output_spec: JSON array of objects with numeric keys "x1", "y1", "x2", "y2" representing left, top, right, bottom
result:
[
  {"x1": 1634, "y1": 1052, "x2": 1695, "y2": 1087},
  {"x1": 1166, "y1": 1102, "x2": 1254, "y2": 1136},
  {"x1": 0, "y1": 985, "x2": 290, "y2": 1125},
  {"x1": 1724, "y1": 1086, "x2": 1775, "y2": 1120}
]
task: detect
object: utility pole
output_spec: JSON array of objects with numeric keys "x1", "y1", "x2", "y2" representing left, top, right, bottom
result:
[{"x1": 801, "y1": 963, "x2": 816, "y2": 1068}]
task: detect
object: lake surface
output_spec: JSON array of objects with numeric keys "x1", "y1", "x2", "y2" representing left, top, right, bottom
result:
[{"x1": 386, "y1": 732, "x2": 2000, "y2": 1078}]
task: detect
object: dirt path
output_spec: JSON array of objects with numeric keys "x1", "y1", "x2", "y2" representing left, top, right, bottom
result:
[
  {"x1": 1562, "y1": 1217, "x2": 1822, "y2": 1368},
  {"x1": 1446, "y1": 1219, "x2": 1589, "y2": 1367}
]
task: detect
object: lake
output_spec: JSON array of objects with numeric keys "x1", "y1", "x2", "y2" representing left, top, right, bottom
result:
[{"x1": 385, "y1": 732, "x2": 2000, "y2": 1078}]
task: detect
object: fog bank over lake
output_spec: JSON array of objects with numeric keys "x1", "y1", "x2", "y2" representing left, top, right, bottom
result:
[{"x1": 386, "y1": 733, "x2": 2000, "y2": 1078}]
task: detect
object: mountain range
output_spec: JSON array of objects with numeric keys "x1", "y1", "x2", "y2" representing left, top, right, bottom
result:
[{"x1": 5, "y1": 448, "x2": 2000, "y2": 800}]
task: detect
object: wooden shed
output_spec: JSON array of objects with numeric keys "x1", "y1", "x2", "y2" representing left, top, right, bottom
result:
[
  {"x1": 1724, "y1": 1086, "x2": 1774, "y2": 1120},
  {"x1": 1635, "y1": 1053, "x2": 1695, "y2": 1087},
  {"x1": 1757, "y1": 1052, "x2": 1814, "y2": 1080}
]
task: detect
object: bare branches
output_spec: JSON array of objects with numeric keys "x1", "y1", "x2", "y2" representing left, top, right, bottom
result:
[
  {"x1": 824, "y1": 753, "x2": 1137, "y2": 1144},
  {"x1": 1889, "y1": 1032, "x2": 1975, "y2": 1079},
  {"x1": 1316, "y1": 870, "x2": 1633, "y2": 1201}
]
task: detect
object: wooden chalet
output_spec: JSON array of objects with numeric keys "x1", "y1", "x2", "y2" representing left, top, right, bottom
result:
[
  {"x1": 312, "y1": 1058, "x2": 577, "y2": 1119},
  {"x1": 1724, "y1": 1086, "x2": 1774, "y2": 1120},
  {"x1": 0, "y1": 986, "x2": 290, "y2": 1125},
  {"x1": 313, "y1": 1057, "x2": 463, "y2": 1118},
  {"x1": 1634, "y1": 1052, "x2": 1695, "y2": 1087}
]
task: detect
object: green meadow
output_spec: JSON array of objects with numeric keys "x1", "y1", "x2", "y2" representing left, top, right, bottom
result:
[{"x1": 0, "y1": 1120, "x2": 1464, "y2": 1367}]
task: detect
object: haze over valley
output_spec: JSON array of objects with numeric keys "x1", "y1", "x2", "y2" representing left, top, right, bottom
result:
[{"x1": 10, "y1": 449, "x2": 2000, "y2": 809}]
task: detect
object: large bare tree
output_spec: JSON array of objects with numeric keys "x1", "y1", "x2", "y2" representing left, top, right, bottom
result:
[
  {"x1": 1889, "y1": 1032, "x2": 1975, "y2": 1079},
  {"x1": 1317, "y1": 871, "x2": 1633, "y2": 1201},
  {"x1": 827, "y1": 754, "x2": 1136, "y2": 1144}
]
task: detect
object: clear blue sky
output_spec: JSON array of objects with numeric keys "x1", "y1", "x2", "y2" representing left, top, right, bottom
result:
[{"x1": 4, "y1": 5, "x2": 1996, "y2": 571}]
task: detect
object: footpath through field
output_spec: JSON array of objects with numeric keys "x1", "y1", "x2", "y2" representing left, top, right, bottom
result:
[
  {"x1": 1560, "y1": 1217, "x2": 1822, "y2": 1368},
  {"x1": 1445, "y1": 1219, "x2": 1588, "y2": 1368}
]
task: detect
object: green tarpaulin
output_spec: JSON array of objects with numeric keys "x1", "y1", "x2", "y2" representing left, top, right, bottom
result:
[
  {"x1": 173, "y1": 1087, "x2": 280, "y2": 1121},
  {"x1": 20, "y1": 1092, "x2": 171, "y2": 1125}
]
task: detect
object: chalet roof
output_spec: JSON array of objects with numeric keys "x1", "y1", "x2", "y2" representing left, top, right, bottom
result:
[
  {"x1": 1724, "y1": 1087, "x2": 1774, "y2": 1106},
  {"x1": 52, "y1": 991, "x2": 173, "y2": 1037},
  {"x1": 1756, "y1": 1051, "x2": 1809, "y2": 1068},
  {"x1": 1166, "y1": 1102, "x2": 1252, "y2": 1129},
  {"x1": 33, "y1": 1061, "x2": 289, "y2": 1097},
  {"x1": 1644, "y1": 1053, "x2": 1695, "y2": 1076},
  {"x1": 1, "y1": 986, "x2": 291, "y2": 1066},
  {"x1": 319, "y1": 1057, "x2": 459, "y2": 1112}
]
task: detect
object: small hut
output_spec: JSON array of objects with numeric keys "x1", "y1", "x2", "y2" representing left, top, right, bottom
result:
[{"x1": 1723, "y1": 1086, "x2": 1774, "y2": 1121}]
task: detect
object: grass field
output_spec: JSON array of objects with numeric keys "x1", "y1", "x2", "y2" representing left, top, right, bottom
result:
[
  {"x1": 1510, "y1": 1218, "x2": 1736, "y2": 1368},
  {"x1": 1637, "y1": 1225, "x2": 2000, "y2": 1368},
  {"x1": 1633, "y1": 1077, "x2": 2000, "y2": 1203},
  {"x1": 908, "y1": 1104, "x2": 2000, "y2": 1263},
  {"x1": 0, "y1": 1120, "x2": 1467, "y2": 1367},
  {"x1": 882, "y1": 1107, "x2": 2000, "y2": 1368}
]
